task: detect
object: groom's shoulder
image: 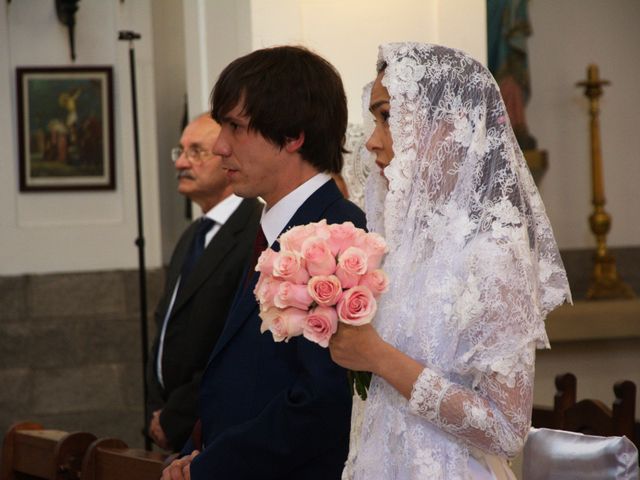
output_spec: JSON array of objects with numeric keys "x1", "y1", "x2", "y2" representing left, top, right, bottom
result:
[{"x1": 324, "y1": 197, "x2": 366, "y2": 229}]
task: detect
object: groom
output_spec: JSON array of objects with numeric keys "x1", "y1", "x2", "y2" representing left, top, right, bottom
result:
[{"x1": 162, "y1": 46, "x2": 366, "y2": 480}]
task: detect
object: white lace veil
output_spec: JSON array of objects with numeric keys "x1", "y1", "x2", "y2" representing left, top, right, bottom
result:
[
  {"x1": 365, "y1": 43, "x2": 571, "y2": 384},
  {"x1": 342, "y1": 84, "x2": 376, "y2": 209},
  {"x1": 345, "y1": 43, "x2": 571, "y2": 479}
]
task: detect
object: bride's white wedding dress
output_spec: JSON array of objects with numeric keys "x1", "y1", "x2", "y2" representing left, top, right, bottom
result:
[{"x1": 343, "y1": 43, "x2": 571, "y2": 479}]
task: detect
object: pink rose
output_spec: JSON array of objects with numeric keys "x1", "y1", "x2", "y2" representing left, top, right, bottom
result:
[
  {"x1": 258, "y1": 307, "x2": 276, "y2": 334},
  {"x1": 253, "y1": 275, "x2": 283, "y2": 310},
  {"x1": 308, "y1": 219, "x2": 331, "y2": 241},
  {"x1": 301, "y1": 236, "x2": 336, "y2": 276},
  {"x1": 273, "y1": 251, "x2": 310, "y2": 284},
  {"x1": 307, "y1": 275, "x2": 343, "y2": 307},
  {"x1": 336, "y1": 286, "x2": 377, "y2": 326},
  {"x1": 255, "y1": 248, "x2": 278, "y2": 275},
  {"x1": 279, "y1": 221, "x2": 331, "y2": 253},
  {"x1": 358, "y1": 269, "x2": 389, "y2": 298},
  {"x1": 303, "y1": 306, "x2": 338, "y2": 348},
  {"x1": 327, "y1": 222, "x2": 365, "y2": 256},
  {"x1": 274, "y1": 281, "x2": 314, "y2": 310},
  {"x1": 335, "y1": 247, "x2": 368, "y2": 288},
  {"x1": 355, "y1": 232, "x2": 388, "y2": 270},
  {"x1": 259, "y1": 307, "x2": 307, "y2": 342},
  {"x1": 279, "y1": 224, "x2": 315, "y2": 253}
]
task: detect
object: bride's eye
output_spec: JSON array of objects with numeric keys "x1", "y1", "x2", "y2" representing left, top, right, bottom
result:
[{"x1": 381, "y1": 110, "x2": 390, "y2": 123}]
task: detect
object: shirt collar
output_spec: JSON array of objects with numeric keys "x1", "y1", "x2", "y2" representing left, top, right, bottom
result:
[
  {"x1": 261, "y1": 173, "x2": 331, "y2": 246},
  {"x1": 203, "y1": 194, "x2": 243, "y2": 226}
]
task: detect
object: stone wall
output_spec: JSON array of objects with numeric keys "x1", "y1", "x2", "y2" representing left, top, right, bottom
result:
[{"x1": 0, "y1": 269, "x2": 164, "y2": 448}]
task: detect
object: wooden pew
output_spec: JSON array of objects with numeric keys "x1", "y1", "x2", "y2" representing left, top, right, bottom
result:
[
  {"x1": 532, "y1": 372, "x2": 639, "y2": 448},
  {"x1": 532, "y1": 373, "x2": 574, "y2": 429},
  {"x1": 1, "y1": 422, "x2": 96, "y2": 480},
  {"x1": 80, "y1": 438, "x2": 167, "y2": 480}
]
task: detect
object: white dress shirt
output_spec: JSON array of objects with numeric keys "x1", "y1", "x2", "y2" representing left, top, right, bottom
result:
[
  {"x1": 201, "y1": 194, "x2": 243, "y2": 246},
  {"x1": 260, "y1": 172, "x2": 331, "y2": 246}
]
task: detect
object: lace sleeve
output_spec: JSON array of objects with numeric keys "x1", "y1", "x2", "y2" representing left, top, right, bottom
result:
[{"x1": 408, "y1": 358, "x2": 534, "y2": 458}]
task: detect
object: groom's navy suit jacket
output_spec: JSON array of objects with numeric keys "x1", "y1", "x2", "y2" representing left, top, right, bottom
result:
[{"x1": 185, "y1": 179, "x2": 366, "y2": 480}]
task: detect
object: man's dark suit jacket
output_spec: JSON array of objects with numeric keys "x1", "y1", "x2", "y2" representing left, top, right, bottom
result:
[
  {"x1": 184, "y1": 179, "x2": 367, "y2": 479},
  {"x1": 147, "y1": 197, "x2": 262, "y2": 451}
]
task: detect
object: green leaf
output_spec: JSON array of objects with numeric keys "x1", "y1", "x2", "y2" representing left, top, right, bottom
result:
[{"x1": 348, "y1": 370, "x2": 372, "y2": 401}]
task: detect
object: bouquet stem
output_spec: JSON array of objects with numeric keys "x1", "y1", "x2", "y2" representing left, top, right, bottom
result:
[{"x1": 348, "y1": 370, "x2": 372, "y2": 401}]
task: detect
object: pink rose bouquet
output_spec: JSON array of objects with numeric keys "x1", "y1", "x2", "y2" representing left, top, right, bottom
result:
[{"x1": 253, "y1": 220, "x2": 389, "y2": 398}]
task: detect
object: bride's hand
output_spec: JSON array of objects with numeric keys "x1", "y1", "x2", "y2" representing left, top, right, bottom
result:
[{"x1": 329, "y1": 323, "x2": 387, "y2": 373}]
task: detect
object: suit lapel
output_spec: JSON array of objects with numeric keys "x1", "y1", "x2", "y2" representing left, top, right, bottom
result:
[
  {"x1": 280, "y1": 180, "x2": 342, "y2": 236},
  {"x1": 159, "y1": 222, "x2": 196, "y2": 317},
  {"x1": 171, "y1": 199, "x2": 258, "y2": 316},
  {"x1": 207, "y1": 180, "x2": 343, "y2": 363}
]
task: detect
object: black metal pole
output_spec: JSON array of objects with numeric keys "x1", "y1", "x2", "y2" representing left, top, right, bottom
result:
[{"x1": 118, "y1": 30, "x2": 151, "y2": 451}]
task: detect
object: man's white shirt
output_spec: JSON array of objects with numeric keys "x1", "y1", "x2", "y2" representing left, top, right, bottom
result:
[{"x1": 260, "y1": 172, "x2": 331, "y2": 247}]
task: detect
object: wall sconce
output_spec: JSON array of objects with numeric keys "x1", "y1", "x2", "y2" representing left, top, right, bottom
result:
[{"x1": 55, "y1": 0, "x2": 80, "y2": 61}]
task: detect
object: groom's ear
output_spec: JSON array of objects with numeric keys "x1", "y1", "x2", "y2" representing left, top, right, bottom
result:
[{"x1": 284, "y1": 132, "x2": 305, "y2": 153}]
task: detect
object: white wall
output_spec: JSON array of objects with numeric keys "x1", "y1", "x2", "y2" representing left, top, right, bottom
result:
[
  {"x1": 0, "y1": 0, "x2": 485, "y2": 276},
  {"x1": 184, "y1": 0, "x2": 486, "y2": 123},
  {"x1": 528, "y1": 0, "x2": 640, "y2": 249},
  {"x1": 0, "y1": 0, "x2": 162, "y2": 275},
  {"x1": 251, "y1": 0, "x2": 486, "y2": 123},
  {"x1": 5, "y1": 0, "x2": 637, "y2": 276},
  {"x1": 184, "y1": 0, "x2": 253, "y2": 118},
  {"x1": 152, "y1": 0, "x2": 191, "y2": 262}
]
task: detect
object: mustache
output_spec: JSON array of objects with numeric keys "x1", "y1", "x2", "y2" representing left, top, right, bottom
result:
[{"x1": 177, "y1": 170, "x2": 195, "y2": 180}]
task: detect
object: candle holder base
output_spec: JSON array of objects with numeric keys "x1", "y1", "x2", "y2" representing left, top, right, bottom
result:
[{"x1": 586, "y1": 253, "x2": 636, "y2": 300}]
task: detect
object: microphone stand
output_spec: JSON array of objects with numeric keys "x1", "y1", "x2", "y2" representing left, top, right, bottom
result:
[{"x1": 118, "y1": 30, "x2": 152, "y2": 451}]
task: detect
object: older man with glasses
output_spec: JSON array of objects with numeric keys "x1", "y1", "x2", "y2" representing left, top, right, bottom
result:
[{"x1": 146, "y1": 113, "x2": 262, "y2": 452}]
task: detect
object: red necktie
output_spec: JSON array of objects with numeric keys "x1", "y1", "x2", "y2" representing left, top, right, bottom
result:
[{"x1": 190, "y1": 419, "x2": 202, "y2": 451}]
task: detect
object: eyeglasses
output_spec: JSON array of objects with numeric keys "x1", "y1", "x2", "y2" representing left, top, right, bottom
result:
[{"x1": 171, "y1": 146, "x2": 214, "y2": 164}]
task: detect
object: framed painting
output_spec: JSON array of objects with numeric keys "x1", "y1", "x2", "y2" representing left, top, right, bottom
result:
[{"x1": 16, "y1": 66, "x2": 115, "y2": 191}]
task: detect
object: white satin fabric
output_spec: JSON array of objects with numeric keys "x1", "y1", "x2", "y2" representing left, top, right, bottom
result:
[
  {"x1": 343, "y1": 43, "x2": 571, "y2": 479},
  {"x1": 523, "y1": 428, "x2": 639, "y2": 479}
]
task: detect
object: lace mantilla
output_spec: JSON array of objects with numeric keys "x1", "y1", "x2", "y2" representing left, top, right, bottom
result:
[
  {"x1": 342, "y1": 123, "x2": 372, "y2": 209},
  {"x1": 344, "y1": 43, "x2": 571, "y2": 480},
  {"x1": 343, "y1": 84, "x2": 376, "y2": 209}
]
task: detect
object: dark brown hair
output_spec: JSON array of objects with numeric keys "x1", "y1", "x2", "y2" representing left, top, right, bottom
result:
[{"x1": 211, "y1": 46, "x2": 347, "y2": 173}]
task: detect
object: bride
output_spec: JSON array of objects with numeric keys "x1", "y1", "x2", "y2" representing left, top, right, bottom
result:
[{"x1": 330, "y1": 43, "x2": 571, "y2": 479}]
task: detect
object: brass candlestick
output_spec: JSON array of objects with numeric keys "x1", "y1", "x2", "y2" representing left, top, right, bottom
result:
[{"x1": 576, "y1": 64, "x2": 635, "y2": 300}]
